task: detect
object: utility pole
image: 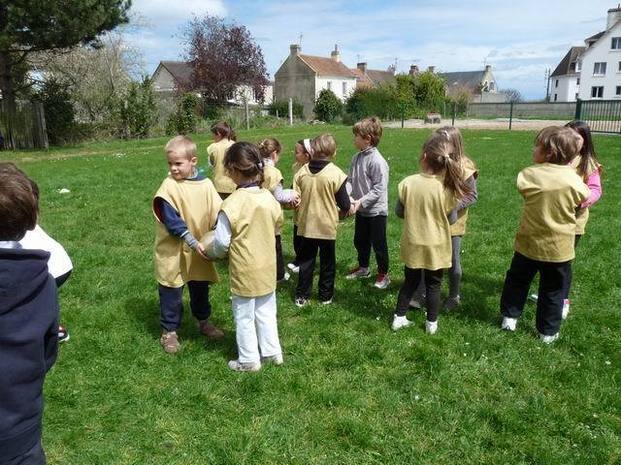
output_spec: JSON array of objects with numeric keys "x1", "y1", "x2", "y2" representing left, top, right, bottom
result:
[{"x1": 545, "y1": 68, "x2": 551, "y2": 102}]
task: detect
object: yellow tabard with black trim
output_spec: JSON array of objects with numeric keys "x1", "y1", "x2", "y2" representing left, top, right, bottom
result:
[
  {"x1": 450, "y1": 157, "x2": 478, "y2": 236},
  {"x1": 207, "y1": 139, "x2": 236, "y2": 193}
]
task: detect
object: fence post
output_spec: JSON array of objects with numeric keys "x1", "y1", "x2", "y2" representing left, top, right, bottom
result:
[
  {"x1": 400, "y1": 103, "x2": 404, "y2": 129},
  {"x1": 275, "y1": 109, "x2": 279, "y2": 119},
  {"x1": 244, "y1": 100, "x2": 250, "y2": 130},
  {"x1": 509, "y1": 101, "x2": 514, "y2": 130},
  {"x1": 574, "y1": 99, "x2": 582, "y2": 120},
  {"x1": 288, "y1": 98, "x2": 293, "y2": 126},
  {"x1": 451, "y1": 102, "x2": 456, "y2": 127}
]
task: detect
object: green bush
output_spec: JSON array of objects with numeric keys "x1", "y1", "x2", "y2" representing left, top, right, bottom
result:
[
  {"x1": 166, "y1": 92, "x2": 200, "y2": 135},
  {"x1": 268, "y1": 99, "x2": 304, "y2": 119},
  {"x1": 116, "y1": 77, "x2": 157, "y2": 139},
  {"x1": 344, "y1": 86, "x2": 399, "y2": 122},
  {"x1": 35, "y1": 78, "x2": 77, "y2": 145},
  {"x1": 313, "y1": 89, "x2": 342, "y2": 122}
]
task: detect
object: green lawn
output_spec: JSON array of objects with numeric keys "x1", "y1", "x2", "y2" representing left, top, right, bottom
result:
[{"x1": 5, "y1": 126, "x2": 620, "y2": 465}]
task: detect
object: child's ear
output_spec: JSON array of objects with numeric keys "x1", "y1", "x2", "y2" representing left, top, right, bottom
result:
[{"x1": 190, "y1": 156, "x2": 198, "y2": 165}]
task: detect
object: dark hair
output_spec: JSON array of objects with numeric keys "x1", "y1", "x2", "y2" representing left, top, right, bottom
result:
[
  {"x1": 258, "y1": 138, "x2": 282, "y2": 159},
  {"x1": 211, "y1": 121, "x2": 236, "y2": 141},
  {"x1": 422, "y1": 132, "x2": 470, "y2": 199},
  {"x1": 224, "y1": 141, "x2": 264, "y2": 184},
  {"x1": 0, "y1": 166, "x2": 38, "y2": 240},
  {"x1": 565, "y1": 120, "x2": 602, "y2": 176},
  {"x1": 0, "y1": 162, "x2": 40, "y2": 204}
]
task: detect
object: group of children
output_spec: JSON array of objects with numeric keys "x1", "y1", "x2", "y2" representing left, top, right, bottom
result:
[{"x1": 152, "y1": 117, "x2": 603, "y2": 371}]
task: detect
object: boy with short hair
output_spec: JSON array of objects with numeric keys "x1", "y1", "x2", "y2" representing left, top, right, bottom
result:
[
  {"x1": 346, "y1": 117, "x2": 391, "y2": 289},
  {"x1": 153, "y1": 135, "x2": 224, "y2": 353},
  {"x1": 0, "y1": 168, "x2": 59, "y2": 465}
]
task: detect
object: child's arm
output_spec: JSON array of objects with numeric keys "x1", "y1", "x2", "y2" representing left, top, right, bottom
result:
[
  {"x1": 355, "y1": 158, "x2": 388, "y2": 211},
  {"x1": 395, "y1": 199, "x2": 405, "y2": 218},
  {"x1": 272, "y1": 182, "x2": 300, "y2": 206},
  {"x1": 580, "y1": 170, "x2": 602, "y2": 208},
  {"x1": 154, "y1": 197, "x2": 200, "y2": 250},
  {"x1": 335, "y1": 180, "x2": 351, "y2": 214},
  {"x1": 455, "y1": 175, "x2": 478, "y2": 212},
  {"x1": 206, "y1": 211, "x2": 232, "y2": 260}
]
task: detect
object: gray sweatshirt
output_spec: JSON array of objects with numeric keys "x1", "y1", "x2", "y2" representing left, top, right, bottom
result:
[{"x1": 347, "y1": 146, "x2": 389, "y2": 217}]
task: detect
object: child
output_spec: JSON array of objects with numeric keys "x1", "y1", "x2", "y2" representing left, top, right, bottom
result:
[
  {"x1": 392, "y1": 132, "x2": 469, "y2": 334},
  {"x1": 207, "y1": 121, "x2": 236, "y2": 199},
  {"x1": 345, "y1": 117, "x2": 391, "y2": 289},
  {"x1": 153, "y1": 135, "x2": 224, "y2": 354},
  {"x1": 293, "y1": 134, "x2": 351, "y2": 306},
  {"x1": 258, "y1": 138, "x2": 300, "y2": 282},
  {"x1": 287, "y1": 139, "x2": 312, "y2": 274},
  {"x1": 206, "y1": 141, "x2": 284, "y2": 372},
  {"x1": 0, "y1": 168, "x2": 58, "y2": 465},
  {"x1": 500, "y1": 126, "x2": 589, "y2": 343}
]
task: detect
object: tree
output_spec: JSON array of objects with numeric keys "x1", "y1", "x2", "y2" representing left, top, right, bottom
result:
[
  {"x1": 413, "y1": 71, "x2": 446, "y2": 113},
  {"x1": 183, "y1": 15, "x2": 269, "y2": 105},
  {"x1": 313, "y1": 89, "x2": 342, "y2": 122},
  {"x1": 0, "y1": 1, "x2": 131, "y2": 108},
  {"x1": 117, "y1": 77, "x2": 157, "y2": 139},
  {"x1": 503, "y1": 88, "x2": 523, "y2": 103}
]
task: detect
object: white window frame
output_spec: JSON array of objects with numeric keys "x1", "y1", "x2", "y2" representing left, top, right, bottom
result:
[
  {"x1": 555, "y1": 79, "x2": 559, "y2": 88},
  {"x1": 591, "y1": 86, "x2": 604, "y2": 99},
  {"x1": 593, "y1": 62, "x2": 607, "y2": 76},
  {"x1": 616, "y1": 86, "x2": 621, "y2": 97},
  {"x1": 612, "y1": 37, "x2": 621, "y2": 49},
  {"x1": 577, "y1": 77, "x2": 580, "y2": 85},
  {"x1": 327, "y1": 81, "x2": 332, "y2": 91},
  {"x1": 342, "y1": 82, "x2": 347, "y2": 95}
]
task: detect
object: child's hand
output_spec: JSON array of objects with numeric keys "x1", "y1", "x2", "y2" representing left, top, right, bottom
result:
[
  {"x1": 351, "y1": 199, "x2": 361, "y2": 215},
  {"x1": 290, "y1": 191, "x2": 301, "y2": 208},
  {"x1": 196, "y1": 243, "x2": 210, "y2": 260}
]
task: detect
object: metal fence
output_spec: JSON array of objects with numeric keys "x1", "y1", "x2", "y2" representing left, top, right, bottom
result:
[
  {"x1": 0, "y1": 100, "x2": 48, "y2": 150},
  {"x1": 575, "y1": 99, "x2": 621, "y2": 134}
]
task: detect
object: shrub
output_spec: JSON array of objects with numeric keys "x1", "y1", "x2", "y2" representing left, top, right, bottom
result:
[
  {"x1": 116, "y1": 77, "x2": 157, "y2": 139},
  {"x1": 313, "y1": 89, "x2": 342, "y2": 122},
  {"x1": 35, "y1": 78, "x2": 77, "y2": 145},
  {"x1": 166, "y1": 92, "x2": 200, "y2": 135},
  {"x1": 268, "y1": 99, "x2": 304, "y2": 119}
]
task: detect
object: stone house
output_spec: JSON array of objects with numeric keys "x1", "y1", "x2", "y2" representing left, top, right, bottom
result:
[
  {"x1": 436, "y1": 64, "x2": 505, "y2": 103},
  {"x1": 350, "y1": 62, "x2": 396, "y2": 89}
]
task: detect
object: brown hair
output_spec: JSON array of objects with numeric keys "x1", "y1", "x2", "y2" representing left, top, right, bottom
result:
[
  {"x1": 422, "y1": 132, "x2": 469, "y2": 199},
  {"x1": 565, "y1": 120, "x2": 602, "y2": 177},
  {"x1": 258, "y1": 138, "x2": 282, "y2": 159},
  {"x1": 224, "y1": 141, "x2": 264, "y2": 184},
  {"x1": 436, "y1": 126, "x2": 477, "y2": 173},
  {"x1": 353, "y1": 117, "x2": 383, "y2": 147},
  {"x1": 165, "y1": 135, "x2": 197, "y2": 160},
  {"x1": 211, "y1": 121, "x2": 236, "y2": 141},
  {"x1": 535, "y1": 126, "x2": 583, "y2": 164},
  {"x1": 0, "y1": 165, "x2": 38, "y2": 241},
  {"x1": 311, "y1": 133, "x2": 337, "y2": 159}
]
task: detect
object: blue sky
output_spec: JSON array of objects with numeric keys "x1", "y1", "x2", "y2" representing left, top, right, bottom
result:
[{"x1": 127, "y1": 0, "x2": 616, "y2": 100}]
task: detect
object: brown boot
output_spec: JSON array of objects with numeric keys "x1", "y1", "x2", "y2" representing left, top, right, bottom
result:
[
  {"x1": 198, "y1": 320, "x2": 224, "y2": 338},
  {"x1": 160, "y1": 331, "x2": 180, "y2": 354}
]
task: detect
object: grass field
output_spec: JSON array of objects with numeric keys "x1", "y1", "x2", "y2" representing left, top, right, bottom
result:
[{"x1": 4, "y1": 126, "x2": 621, "y2": 465}]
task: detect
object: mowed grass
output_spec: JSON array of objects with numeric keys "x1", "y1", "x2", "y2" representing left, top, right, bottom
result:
[{"x1": 5, "y1": 126, "x2": 620, "y2": 465}]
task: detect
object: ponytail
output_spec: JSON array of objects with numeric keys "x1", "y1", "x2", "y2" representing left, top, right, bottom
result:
[{"x1": 422, "y1": 132, "x2": 470, "y2": 199}]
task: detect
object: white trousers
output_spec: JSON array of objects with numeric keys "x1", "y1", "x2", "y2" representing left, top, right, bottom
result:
[{"x1": 231, "y1": 291, "x2": 282, "y2": 364}]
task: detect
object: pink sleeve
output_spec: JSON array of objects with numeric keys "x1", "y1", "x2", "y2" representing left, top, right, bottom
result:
[{"x1": 581, "y1": 170, "x2": 602, "y2": 208}]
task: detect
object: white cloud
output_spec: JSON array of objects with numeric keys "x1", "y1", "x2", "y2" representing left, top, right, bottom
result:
[{"x1": 131, "y1": 0, "x2": 227, "y2": 25}]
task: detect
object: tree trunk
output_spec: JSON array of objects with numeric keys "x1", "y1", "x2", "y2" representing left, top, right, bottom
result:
[{"x1": 0, "y1": 51, "x2": 16, "y2": 149}]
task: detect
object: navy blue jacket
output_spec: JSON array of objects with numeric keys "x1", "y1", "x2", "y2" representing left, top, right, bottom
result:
[{"x1": 0, "y1": 248, "x2": 58, "y2": 459}]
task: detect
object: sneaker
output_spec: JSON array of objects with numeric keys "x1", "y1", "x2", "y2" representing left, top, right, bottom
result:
[
  {"x1": 160, "y1": 331, "x2": 180, "y2": 354},
  {"x1": 198, "y1": 320, "x2": 224, "y2": 338},
  {"x1": 287, "y1": 263, "x2": 299, "y2": 274},
  {"x1": 425, "y1": 320, "x2": 438, "y2": 335},
  {"x1": 391, "y1": 314, "x2": 412, "y2": 331},
  {"x1": 227, "y1": 359, "x2": 261, "y2": 372},
  {"x1": 261, "y1": 353, "x2": 284, "y2": 365},
  {"x1": 346, "y1": 266, "x2": 371, "y2": 280},
  {"x1": 373, "y1": 273, "x2": 390, "y2": 289},
  {"x1": 320, "y1": 298, "x2": 333, "y2": 305},
  {"x1": 444, "y1": 295, "x2": 460, "y2": 311},
  {"x1": 295, "y1": 297, "x2": 308, "y2": 308},
  {"x1": 58, "y1": 325, "x2": 70, "y2": 343},
  {"x1": 277, "y1": 272, "x2": 291, "y2": 283},
  {"x1": 562, "y1": 299, "x2": 570, "y2": 320},
  {"x1": 528, "y1": 293, "x2": 538, "y2": 303},
  {"x1": 409, "y1": 293, "x2": 426, "y2": 309},
  {"x1": 539, "y1": 332, "x2": 559, "y2": 344},
  {"x1": 501, "y1": 317, "x2": 517, "y2": 332}
]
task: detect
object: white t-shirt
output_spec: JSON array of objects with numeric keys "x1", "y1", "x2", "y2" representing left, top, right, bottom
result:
[{"x1": 19, "y1": 225, "x2": 73, "y2": 278}]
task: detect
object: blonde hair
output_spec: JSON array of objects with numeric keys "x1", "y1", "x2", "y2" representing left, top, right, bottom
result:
[
  {"x1": 353, "y1": 117, "x2": 383, "y2": 147},
  {"x1": 311, "y1": 133, "x2": 336, "y2": 159},
  {"x1": 422, "y1": 132, "x2": 469, "y2": 199},
  {"x1": 258, "y1": 138, "x2": 282, "y2": 159},
  {"x1": 165, "y1": 135, "x2": 197, "y2": 160},
  {"x1": 535, "y1": 126, "x2": 583, "y2": 164},
  {"x1": 436, "y1": 126, "x2": 477, "y2": 171}
]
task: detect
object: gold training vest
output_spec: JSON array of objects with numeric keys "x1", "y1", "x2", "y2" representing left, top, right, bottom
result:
[
  {"x1": 262, "y1": 164, "x2": 283, "y2": 193},
  {"x1": 208, "y1": 139, "x2": 236, "y2": 193},
  {"x1": 221, "y1": 188, "x2": 283, "y2": 297},
  {"x1": 450, "y1": 157, "x2": 478, "y2": 236},
  {"x1": 153, "y1": 176, "x2": 221, "y2": 287},
  {"x1": 294, "y1": 162, "x2": 348, "y2": 240}
]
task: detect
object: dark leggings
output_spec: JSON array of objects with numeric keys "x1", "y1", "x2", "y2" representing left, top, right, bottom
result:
[
  {"x1": 562, "y1": 234, "x2": 582, "y2": 301},
  {"x1": 412, "y1": 236, "x2": 461, "y2": 298},
  {"x1": 395, "y1": 267, "x2": 443, "y2": 322}
]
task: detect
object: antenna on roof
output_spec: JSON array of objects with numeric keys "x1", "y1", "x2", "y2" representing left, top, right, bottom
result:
[
  {"x1": 298, "y1": 34, "x2": 303, "y2": 48},
  {"x1": 356, "y1": 54, "x2": 361, "y2": 62},
  {"x1": 394, "y1": 57, "x2": 399, "y2": 70}
]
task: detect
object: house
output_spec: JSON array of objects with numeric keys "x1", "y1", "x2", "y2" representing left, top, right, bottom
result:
[
  {"x1": 576, "y1": 6, "x2": 621, "y2": 101},
  {"x1": 150, "y1": 61, "x2": 273, "y2": 105},
  {"x1": 437, "y1": 65, "x2": 505, "y2": 103},
  {"x1": 350, "y1": 62, "x2": 396, "y2": 89},
  {"x1": 273, "y1": 44, "x2": 357, "y2": 118},
  {"x1": 550, "y1": 47, "x2": 585, "y2": 102}
]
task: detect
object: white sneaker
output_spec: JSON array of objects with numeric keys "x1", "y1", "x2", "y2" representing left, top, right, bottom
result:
[
  {"x1": 528, "y1": 293, "x2": 538, "y2": 303},
  {"x1": 425, "y1": 320, "x2": 438, "y2": 335},
  {"x1": 295, "y1": 297, "x2": 308, "y2": 308},
  {"x1": 391, "y1": 314, "x2": 411, "y2": 331},
  {"x1": 277, "y1": 272, "x2": 290, "y2": 283},
  {"x1": 409, "y1": 293, "x2": 426, "y2": 309},
  {"x1": 562, "y1": 299, "x2": 570, "y2": 320},
  {"x1": 320, "y1": 298, "x2": 333, "y2": 305},
  {"x1": 346, "y1": 266, "x2": 371, "y2": 280},
  {"x1": 501, "y1": 317, "x2": 517, "y2": 331},
  {"x1": 539, "y1": 333, "x2": 559, "y2": 344},
  {"x1": 287, "y1": 263, "x2": 299, "y2": 274},
  {"x1": 261, "y1": 353, "x2": 284, "y2": 365},
  {"x1": 227, "y1": 359, "x2": 261, "y2": 372},
  {"x1": 373, "y1": 273, "x2": 390, "y2": 289}
]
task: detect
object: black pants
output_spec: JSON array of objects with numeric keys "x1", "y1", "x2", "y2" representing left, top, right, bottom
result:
[
  {"x1": 1, "y1": 440, "x2": 46, "y2": 465},
  {"x1": 159, "y1": 281, "x2": 211, "y2": 331},
  {"x1": 292, "y1": 224, "x2": 303, "y2": 266},
  {"x1": 562, "y1": 235, "x2": 582, "y2": 301},
  {"x1": 275, "y1": 235, "x2": 285, "y2": 280},
  {"x1": 500, "y1": 252, "x2": 571, "y2": 336},
  {"x1": 296, "y1": 237, "x2": 336, "y2": 301},
  {"x1": 354, "y1": 214, "x2": 389, "y2": 274},
  {"x1": 395, "y1": 267, "x2": 443, "y2": 321}
]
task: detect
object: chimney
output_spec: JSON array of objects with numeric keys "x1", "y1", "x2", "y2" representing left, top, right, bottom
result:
[
  {"x1": 427, "y1": 65, "x2": 435, "y2": 73},
  {"x1": 357, "y1": 62, "x2": 367, "y2": 73},
  {"x1": 331, "y1": 44, "x2": 340, "y2": 62},
  {"x1": 290, "y1": 44, "x2": 301, "y2": 56},
  {"x1": 607, "y1": 6, "x2": 621, "y2": 30},
  {"x1": 485, "y1": 64, "x2": 492, "y2": 73},
  {"x1": 409, "y1": 64, "x2": 419, "y2": 76}
]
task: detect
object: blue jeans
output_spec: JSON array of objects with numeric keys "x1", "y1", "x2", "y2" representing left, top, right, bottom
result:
[{"x1": 159, "y1": 281, "x2": 211, "y2": 331}]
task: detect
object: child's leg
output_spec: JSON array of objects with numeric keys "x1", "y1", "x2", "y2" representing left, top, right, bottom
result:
[
  {"x1": 231, "y1": 295, "x2": 260, "y2": 364},
  {"x1": 537, "y1": 260, "x2": 571, "y2": 336},
  {"x1": 254, "y1": 291, "x2": 282, "y2": 358},
  {"x1": 296, "y1": 237, "x2": 318, "y2": 299},
  {"x1": 159, "y1": 284, "x2": 184, "y2": 331},
  {"x1": 395, "y1": 267, "x2": 423, "y2": 316},
  {"x1": 424, "y1": 269, "x2": 444, "y2": 322},
  {"x1": 275, "y1": 235, "x2": 285, "y2": 280},
  {"x1": 562, "y1": 235, "x2": 581, "y2": 301},
  {"x1": 500, "y1": 252, "x2": 538, "y2": 319},
  {"x1": 187, "y1": 281, "x2": 211, "y2": 321},
  {"x1": 318, "y1": 239, "x2": 336, "y2": 301},
  {"x1": 293, "y1": 224, "x2": 302, "y2": 265},
  {"x1": 447, "y1": 236, "x2": 463, "y2": 298},
  {"x1": 353, "y1": 214, "x2": 372, "y2": 269},
  {"x1": 370, "y1": 215, "x2": 389, "y2": 274}
]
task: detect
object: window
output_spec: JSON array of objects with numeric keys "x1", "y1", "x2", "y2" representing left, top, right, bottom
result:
[
  {"x1": 616, "y1": 86, "x2": 621, "y2": 96},
  {"x1": 577, "y1": 77, "x2": 580, "y2": 85},
  {"x1": 575, "y1": 93, "x2": 579, "y2": 100},
  {"x1": 554, "y1": 94, "x2": 558, "y2": 102},
  {"x1": 612, "y1": 37, "x2": 621, "y2": 49},
  {"x1": 342, "y1": 82, "x2": 347, "y2": 95},
  {"x1": 327, "y1": 81, "x2": 332, "y2": 91},
  {"x1": 593, "y1": 62, "x2": 607, "y2": 75},
  {"x1": 591, "y1": 86, "x2": 604, "y2": 98},
  {"x1": 618, "y1": 61, "x2": 621, "y2": 72},
  {"x1": 489, "y1": 81, "x2": 495, "y2": 91},
  {"x1": 555, "y1": 79, "x2": 559, "y2": 88},
  {"x1": 576, "y1": 60, "x2": 582, "y2": 71}
]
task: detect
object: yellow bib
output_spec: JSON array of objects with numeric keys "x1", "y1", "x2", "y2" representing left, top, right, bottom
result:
[
  {"x1": 208, "y1": 139, "x2": 236, "y2": 193},
  {"x1": 450, "y1": 157, "x2": 478, "y2": 236}
]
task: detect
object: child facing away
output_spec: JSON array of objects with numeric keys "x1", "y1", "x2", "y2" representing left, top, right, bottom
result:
[
  {"x1": 345, "y1": 117, "x2": 391, "y2": 289},
  {"x1": 293, "y1": 133, "x2": 351, "y2": 307},
  {"x1": 500, "y1": 126, "x2": 589, "y2": 343},
  {"x1": 206, "y1": 142, "x2": 284, "y2": 372},
  {"x1": 207, "y1": 121, "x2": 236, "y2": 199},
  {"x1": 258, "y1": 138, "x2": 301, "y2": 282},
  {"x1": 0, "y1": 168, "x2": 58, "y2": 465},
  {"x1": 153, "y1": 136, "x2": 224, "y2": 354},
  {"x1": 287, "y1": 139, "x2": 313, "y2": 274},
  {"x1": 392, "y1": 131, "x2": 469, "y2": 334}
]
